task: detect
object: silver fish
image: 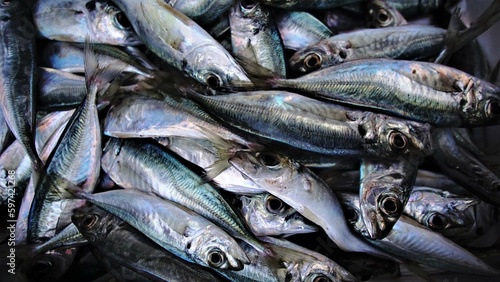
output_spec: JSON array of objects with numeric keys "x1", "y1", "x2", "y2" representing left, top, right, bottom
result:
[
  {"x1": 239, "y1": 193, "x2": 319, "y2": 236},
  {"x1": 256, "y1": 0, "x2": 364, "y2": 10},
  {"x1": 230, "y1": 0, "x2": 286, "y2": 77},
  {"x1": 33, "y1": 0, "x2": 141, "y2": 46},
  {"x1": 0, "y1": 0, "x2": 42, "y2": 171},
  {"x1": 166, "y1": 0, "x2": 235, "y2": 25},
  {"x1": 0, "y1": 108, "x2": 10, "y2": 153},
  {"x1": 71, "y1": 188, "x2": 250, "y2": 270},
  {"x1": 339, "y1": 192, "x2": 500, "y2": 276},
  {"x1": 110, "y1": 0, "x2": 252, "y2": 89}
]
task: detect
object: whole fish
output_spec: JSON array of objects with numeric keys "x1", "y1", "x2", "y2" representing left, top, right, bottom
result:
[
  {"x1": 0, "y1": 0, "x2": 42, "y2": 171},
  {"x1": 339, "y1": 192, "x2": 500, "y2": 276},
  {"x1": 274, "y1": 10, "x2": 334, "y2": 51},
  {"x1": 256, "y1": 0, "x2": 364, "y2": 10},
  {"x1": 239, "y1": 193, "x2": 319, "y2": 236},
  {"x1": 270, "y1": 59, "x2": 500, "y2": 127},
  {"x1": 72, "y1": 205, "x2": 226, "y2": 282},
  {"x1": 70, "y1": 188, "x2": 250, "y2": 270},
  {"x1": 33, "y1": 0, "x2": 141, "y2": 46},
  {"x1": 28, "y1": 44, "x2": 113, "y2": 242},
  {"x1": 228, "y1": 149, "x2": 391, "y2": 258},
  {"x1": 288, "y1": 25, "x2": 445, "y2": 74},
  {"x1": 404, "y1": 187, "x2": 478, "y2": 232},
  {"x1": 182, "y1": 90, "x2": 432, "y2": 161},
  {"x1": 230, "y1": 0, "x2": 286, "y2": 78},
  {"x1": 101, "y1": 138, "x2": 264, "y2": 252},
  {"x1": 110, "y1": 0, "x2": 253, "y2": 89},
  {"x1": 359, "y1": 157, "x2": 419, "y2": 239}
]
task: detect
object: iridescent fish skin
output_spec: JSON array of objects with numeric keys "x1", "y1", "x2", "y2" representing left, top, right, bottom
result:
[
  {"x1": 274, "y1": 10, "x2": 334, "y2": 51},
  {"x1": 230, "y1": 0, "x2": 286, "y2": 77},
  {"x1": 256, "y1": 0, "x2": 364, "y2": 10},
  {"x1": 72, "y1": 205, "x2": 226, "y2": 282},
  {"x1": 110, "y1": 0, "x2": 252, "y2": 89},
  {"x1": 288, "y1": 25, "x2": 445, "y2": 74},
  {"x1": 167, "y1": 0, "x2": 235, "y2": 25},
  {"x1": 0, "y1": 0, "x2": 42, "y2": 171},
  {"x1": 359, "y1": 157, "x2": 419, "y2": 239},
  {"x1": 33, "y1": 0, "x2": 141, "y2": 46},
  {"x1": 72, "y1": 189, "x2": 250, "y2": 270},
  {"x1": 273, "y1": 59, "x2": 500, "y2": 127},
  {"x1": 404, "y1": 187, "x2": 478, "y2": 232},
  {"x1": 240, "y1": 193, "x2": 319, "y2": 236}
]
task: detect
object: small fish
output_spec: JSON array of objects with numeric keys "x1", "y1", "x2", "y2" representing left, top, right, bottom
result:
[
  {"x1": 72, "y1": 205, "x2": 226, "y2": 282},
  {"x1": 239, "y1": 193, "x2": 319, "y2": 236},
  {"x1": 166, "y1": 0, "x2": 235, "y2": 25},
  {"x1": 70, "y1": 188, "x2": 250, "y2": 270},
  {"x1": 33, "y1": 0, "x2": 141, "y2": 46}
]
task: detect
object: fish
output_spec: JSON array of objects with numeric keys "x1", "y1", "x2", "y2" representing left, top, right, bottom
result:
[
  {"x1": 38, "y1": 68, "x2": 86, "y2": 110},
  {"x1": 110, "y1": 0, "x2": 253, "y2": 89},
  {"x1": 256, "y1": 0, "x2": 365, "y2": 10},
  {"x1": 31, "y1": 223, "x2": 88, "y2": 255},
  {"x1": 274, "y1": 10, "x2": 334, "y2": 51},
  {"x1": 100, "y1": 138, "x2": 265, "y2": 252},
  {"x1": 239, "y1": 193, "x2": 319, "y2": 236},
  {"x1": 230, "y1": 0, "x2": 286, "y2": 78},
  {"x1": 366, "y1": 0, "x2": 408, "y2": 28},
  {"x1": 270, "y1": 58, "x2": 500, "y2": 127},
  {"x1": 181, "y1": 89, "x2": 432, "y2": 161},
  {"x1": 28, "y1": 42, "x2": 120, "y2": 242},
  {"x1": 0, "y1": 0, "x2": 43, "y2": 171},
  {"x1": 72, "y1": 205, "x2": 226, "y2": 282},
  {"x1": 359, "y1": 157, "x2": 419, "y2": 239},
  {"x1": 69, "y1": 188, "x2": 250, "y2": 270},
  {"x1": 404, "y1": 187, "x2": 478, "y2": 233},
  {"x1": 338, "y1": 192, "x2": 500, "y2": 276},
  {"x1": 288, "y1": 25, "x2": 445, "y2": 74},
  {"x1": 228, "y1": 149, "x2": 392, "y2": 258},
  {"x1": 166, "y1": 0, "x2": 235, "y2": 25},
  {"x1": 0, "y1": 108, "x2": 10, "y2": 153},
  {"x1": 33, "y1": 0, "x2": 141, "y2": 46}
]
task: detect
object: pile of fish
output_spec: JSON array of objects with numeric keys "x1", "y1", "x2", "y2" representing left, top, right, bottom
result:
[{"x1": 3, "y1": 0, "x2": 500, "y2": 281}]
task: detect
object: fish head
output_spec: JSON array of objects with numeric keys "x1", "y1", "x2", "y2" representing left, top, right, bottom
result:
[
  {"x1": 370, "y1": 115, "x2": 433, "y2": 162},
  {"x1": 229, "y1": 150, "x2": 300, "y2": 192},
  {"x1": 300, "y1": 259, "x2": 358, "y2": 282},
  {"x1": 359, "y1": 158, "x2": 417, "y2": 239},
  {"x1": 466, "y1": 81, "x2": 500, "y2": 125},
  {"x1": 408, "y1": 188, "x2": 479, "y2": 231},
  {"x1": 337, "y1": 193, "x2": 369, "y2": 237},
  {"x1": 89, "y1": 1, "x2": 142, "y2": 46},
  {"x1": 71, "y1": 205, "x2": 118, "y2": 243},
  {"x1": 241, "y1": 194, "x2": 318, "y2": 236},
  {"x1": 288, "y1": 40, "x2": 351, "y2": 74},
  {"x1": 367, "y1": 0, "x2": 407, "y2": 28},
  {"x1": 187, "y1": 225, "x2": 250, "y2": 270},
  {"x1": 188, "y1": 45, "x2": 253, "y2": 90},
  {"x1": 233, "y1": 0, "x2": 266, "y2": 19}
]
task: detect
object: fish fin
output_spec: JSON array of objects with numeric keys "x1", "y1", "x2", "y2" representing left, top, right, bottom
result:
[
  {"x1": 435, "y1": 6, "x2": 463, "y2": 64},
  {"x1": 450, "y1": 198, "x2": 480, "y2": 211},
  {"x1": 232, "y1": 58, "x2": 279, "y2": 90}
]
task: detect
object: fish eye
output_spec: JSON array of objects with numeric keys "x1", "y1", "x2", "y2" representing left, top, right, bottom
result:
[
  {"x1": 32, "y1": 260, "x2": 53, "y2": 275},
  {"x1": 389, "y1": 131, "x2": 408, "y2": 150},
  {"x1": 82, "y1": 214, "x2": 99, "y2": 230},
  {"x1": 266, "y1": 195, "x2": 286, "y2": 214},
  {"x1": 114, "y1": 11, "x2": 133, "y2": 30},
  {"x1": 344, "y1": 207, "x2": 359, "y2": 223},
  {"x1": 204, "y1": 73, "x2": 222, "y2": 90},
  {"x1": 85, "y1": 1, "x2": 96, "y2": 11},
  {"x1": 258, "y1": 152, "x2": 281, "y2": 168},
  {"x1": 379, "y1": 195, "x2": 402, "y2": 216},
  {"x1": 376, "y1": 10, "x2": 391, "y2": 25},
  {"x1": 240, "y1": 0, "x2": 257, "y2": 9},
  {"x1": 207, "y1": 249, "x2": 226, "y2": 268},
  {"x1": 303, "y1": 53, "x2": 322, "y2": 71},
  {"x1": 427, "y1": 213, "x2": 448, "y2": 230},
  {"x1": 486, "y1": 99, "x2": 500, "y2": 118},
  {"x1": 309, "y1": 274, "x2": 333, "y2": 282}
]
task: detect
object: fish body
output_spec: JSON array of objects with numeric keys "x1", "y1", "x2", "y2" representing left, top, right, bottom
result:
[
  {"x1": 38, "y1": 68, "x2": 86, "y2": 110},
  {"x1": 274, "y1": 59, "x2": 500, "y2": 127},
  {"x1": 72, "y1": 188, "x2": 250, "y2": 270},
  {"x1": 289, "y1": 25, "x2": 445, "y2": 74},
  {"x1": 230, "y1": 0, "x2": 286, "y2": 77},
  {"x1": 0, "y1": 0, "x2": 42, "y2": 171},
  {"x1": 110, "y1": 0, "x2": 252, "y2": 89},
  {"x1": 167, "y1": 0, "x2": 235, "y2": 25},
  {"x1": 257, "y1": 0, "x2": 364, "y2": 10},
  {"x1": 72, "y1": 205, "x2": 226, "y2": 282}
]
